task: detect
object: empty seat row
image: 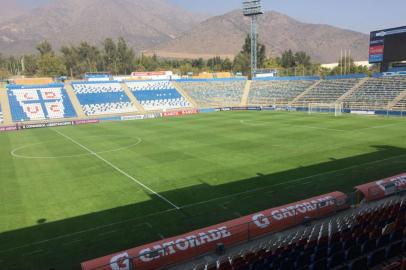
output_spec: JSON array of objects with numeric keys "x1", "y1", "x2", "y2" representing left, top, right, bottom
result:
[
  {"x1": 249, "y1": 80, "x2": 316, "y2": 106},
  {"x1": 72, "y1": 82, "x2": 138, "y2": 116},
  {"x1": 198, "y1": 198, "x2": 406, "y2": 270},
  {"x1": 294, "y1": 79, "x2": 362, "y2": 106},
  {"x1": 344, "y1": 76, "x2": 406, "y2": 110},
  {"x1": 179, "y1": 81, "x2": 246, "y2": 108},
  {"x1": 126, "y1": 81, "x2": 192, "y2": 111}
]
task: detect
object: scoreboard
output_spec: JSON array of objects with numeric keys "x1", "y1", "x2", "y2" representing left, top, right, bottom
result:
[{"x1": 369, "y1": 26, "x2": 406, "y2": 64}]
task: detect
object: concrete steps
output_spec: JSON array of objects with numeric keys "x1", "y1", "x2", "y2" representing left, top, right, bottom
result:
[
  {"x1": 172, "y1": 82, "x2": 199, "y2": 108},
  {"x1": 388, "y1": 89, "x2": 406, "y2": 109},
  {"x1": 241, "y1": 80, "x2": 252, "y2": 106},
  {"x1": 337, "y1": 77, "x2": 369, "y2": 102},
  {"x1": 0, "y1": 86, "x2": 12, "y2": 125},
  {"x1": 289, "y1": 80, "x2": 322, "y2": 106},
  {"x1": 121, "y1": 83, "x2": 146, "y2": 113},
  {"x1": 65, "y1": 84, "x2": 86, "y2": 118}
]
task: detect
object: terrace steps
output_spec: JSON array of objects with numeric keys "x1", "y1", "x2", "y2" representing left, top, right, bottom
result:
[
  {"x1": 65, "y1": 84, "x2": 86, "y2": 118},
  {"x1": 241, "y1": 80, "x2": 252, "y2": 106},
  {"x1": 120, "y1": 83, "x2": 146, "y2": 113},
  {"x1": 337, "y1": 77, "x2": 369, "y2": 102},
  {"x1": 289, "y1": 80, "x2": 322, "y2": 105},
  {"x1": 172, "y1": 82, "x2": 199, "y2": 108},
  {"x1": 388, "y1": 89, "x2": 406, "y2": 109},
  {"x1": 0, "y1": 86, "x2": 12, "y2": 125}
]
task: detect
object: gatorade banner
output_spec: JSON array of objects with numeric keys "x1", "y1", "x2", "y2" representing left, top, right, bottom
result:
[
  {"x1": 81, "y1": 192, "x2": 348, "y2": 270},
  {"x1": 355, "y1": 172, "x2": 406, "y2": 202}
]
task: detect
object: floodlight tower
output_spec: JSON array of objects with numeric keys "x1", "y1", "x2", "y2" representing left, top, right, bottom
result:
[{"x1": 243, "y1": 0, "x2": 263, "y2": 77}]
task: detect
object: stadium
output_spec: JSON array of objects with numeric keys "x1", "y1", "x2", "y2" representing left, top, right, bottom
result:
[{"x1": 1, "y1": 1, "x2": 406, "y2": 270}]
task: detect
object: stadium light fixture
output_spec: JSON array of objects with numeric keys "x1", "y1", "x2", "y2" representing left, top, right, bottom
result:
[{"x1": 243, "y1": 0, "x2": 263, "y2": 78}]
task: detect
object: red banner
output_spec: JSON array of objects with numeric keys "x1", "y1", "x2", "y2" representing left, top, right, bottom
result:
[
  {"x1": 81, "y1": 192, "x2": 347, "y2": 270},
  {"x1": 74, "y1": 119, "x2": 100, "y2": 125},
  {"x1": 0, "y1": 125, "x2": 17, "y2": 132},
  {"x1": 355, "y1": 172, "x2": 406, "y2": 202},
  {"x1": 369, "y1": 45, "x2": 384, "y2": 55},
  {"x1": 161, "y1": 109, "x2": 199, "y2": 118}
]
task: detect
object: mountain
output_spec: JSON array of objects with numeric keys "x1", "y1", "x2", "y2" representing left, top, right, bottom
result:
[
  {"x1": 0, "y1": 2, "x2": 370, "y2": 63},
  {"x1": 0, "y1": 1, "x2": 27, "y2": 23},
  {"x1": 153, "y1": 10, "x2": 370, "y2": 63},
  {"x1": 0, "y1": 0, "x2": 204, "y2": 55}
]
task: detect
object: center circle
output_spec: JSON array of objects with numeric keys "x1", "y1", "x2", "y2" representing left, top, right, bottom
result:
[{"x1": 11, "y1": 135, "x2": 143, "y2": 159}]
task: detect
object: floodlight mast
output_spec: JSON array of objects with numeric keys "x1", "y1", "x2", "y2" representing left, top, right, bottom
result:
[{"x1": 243, "y1": 0, "x2": 263, "y2": 78}]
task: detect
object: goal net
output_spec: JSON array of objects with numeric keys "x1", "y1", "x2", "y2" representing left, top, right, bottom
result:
[{"x1": 308, "y1": 103, "x2": 343, "y2": 116}]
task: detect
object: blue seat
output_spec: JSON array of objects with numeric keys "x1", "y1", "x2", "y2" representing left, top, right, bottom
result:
[
  {"x1": 327, "y1": 251, "x2": 345, "y2": 268},
  {"x1": 376, "y1": 234, "x2": 390, "y2": 249},
  {"x1": 328, "y1": 242, "x2": 343, "y2": 256},
  {"x1": 386, "y1": 241, "x2": 403, "y2": 259},
  {"x1": 311, "y1": 247, "x2": 327, "y2": 263},
  {"x1": 367, "y1": 248, "x2": 386, "y2": 267},
  {"x1": 309, "y1": 258, "x2": 327, "y2": 270},
  {"x1": 345, "y1": 246, "x2": 361, "y2": 261},
  {"x1": 348, "y1": 256, "x2": 367, "y2": 270},
  {"x1": 361, "y1": 239, "x2": 377, "y2": 254}
]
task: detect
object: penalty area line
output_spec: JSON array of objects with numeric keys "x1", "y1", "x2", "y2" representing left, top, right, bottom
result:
[{"x1": 52, "y1": 128, "x2": 180, "y2": 210}]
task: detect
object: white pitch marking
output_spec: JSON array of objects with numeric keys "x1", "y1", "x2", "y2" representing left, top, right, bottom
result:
[
  {"x1": 53, "y1": 128, "x2": 180, "y2": 210},
  {"x1": 0, "y1": 208, "x2": 175, "y2": 254},
  {"x1": 62, "y1": 239, "x2": 82, "y2": 246},
  {"x1": 22, "y1": 249, "x2": 43, "y2": 256},
  {"x1": 355, "y1": 122, "x2": 405, "y2": 131},
  {"x1": 10, "y1": 135, "x2": 143, "y2": 159},
  {"x1": 131, "y1": 223, "x2": 152, "y2": 232},
  {"x1": 3, "y1": 152, "x2": 406, "y2": 253},
  {"x1": 98, "y1": 230, "x2": 117, "y2": 237},
  {"x1": 240, "y1": 119, "x2": 347, "y2": 132},
  {"x1": 178, "y1": 152, "x2": 406, "y2": 209},
  {"x1": 158, "y1": 234, "x2": 165, "y2": 240}
]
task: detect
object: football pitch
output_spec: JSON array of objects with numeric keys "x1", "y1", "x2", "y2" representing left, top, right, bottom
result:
[{"x1": 1, "y1": 111, "x2": 406, "y2": 270}]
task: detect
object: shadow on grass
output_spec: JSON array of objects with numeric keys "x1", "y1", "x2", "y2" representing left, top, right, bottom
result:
[{"x1": 1, "y1": 145, "x2": 406, "y2": 270}]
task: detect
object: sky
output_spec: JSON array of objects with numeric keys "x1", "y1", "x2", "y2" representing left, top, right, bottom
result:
[
  {"x1": 168, "y1": 0, "x2": 406, "y2": 34},
  {"x1": 14, "y1": 0, "x2": 406, "y2": 34}
]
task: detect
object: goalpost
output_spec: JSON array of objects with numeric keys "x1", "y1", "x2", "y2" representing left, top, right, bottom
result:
[{"x1": 308, "y1": 103, "x2": 343, "y2": 117}]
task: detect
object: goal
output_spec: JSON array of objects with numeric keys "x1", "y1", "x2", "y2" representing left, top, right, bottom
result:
[{"x1": 308, "y1": 103, "x2": 343, "y2": 116}]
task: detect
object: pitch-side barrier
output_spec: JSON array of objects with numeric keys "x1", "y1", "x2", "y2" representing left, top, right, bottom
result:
[{"x1": 82, "y1": 172, "x2": 406, "y2": 270}]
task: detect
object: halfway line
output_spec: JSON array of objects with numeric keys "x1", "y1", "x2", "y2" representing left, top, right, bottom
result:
[{"x1": 52, "y1": 128, "x2": 180, "y2": 210}]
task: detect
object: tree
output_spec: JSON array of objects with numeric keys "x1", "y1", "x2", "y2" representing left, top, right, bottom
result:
[
  {"x1": 279, "y1": 50, "x2": 296, "y2": 68},
  {"x1": 294, "y1": 51, "x2": 311, "y2": 67},
  {"x1": 22, "y1": 55, "x2": 38, "y2": 76},
  {"x1": 0, "y1": 68, "x2": 10, "y2": 80},
  {"x1": 77, "y1": 42, "x2": 101, "y2": 73},
  {"x1": 233, "y1": 53, "x2": 250, "y2": 75},
  {"x1": 116, "y1": 37, "x2": 135, "y2": 74},
  {"x1": 222, "y1": 58, "x2": 233, "y2": 71},
  {"x1": 36, "y1": 41, "x2": 53, "y2": 56},
  {"x1": 241, "y1": 34, "x2": 266, "y2": 69},
  {"x1": 192, "y1": 58, "x2": 205, "y2": 70},
  {"x1": 103, "y1": 38, "x2": 118, "y2": 74},
  {"x1": 37, "y1": 53, "x2": 66, "y2": 77}
]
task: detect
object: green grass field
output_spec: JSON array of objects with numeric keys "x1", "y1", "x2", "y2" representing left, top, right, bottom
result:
[{"x1": 1, "y1": 111, "x2": 406, "y2": 270}]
